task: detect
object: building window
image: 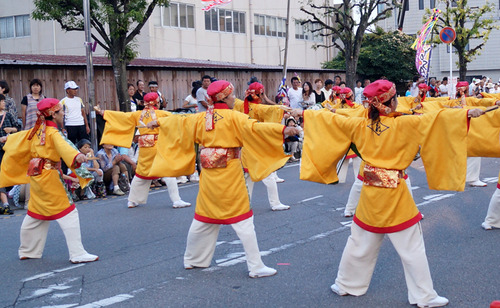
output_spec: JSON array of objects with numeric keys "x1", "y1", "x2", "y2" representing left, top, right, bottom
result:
[
  {"x1": 163, "y1": 3, "x2": 194, "y2": 29},
  {"x1": 378, "y1": 4, "x2": 385, "y2": 14},
  {"x1": 404, "y1": 0, "x2": 409, "y2": 11},
  {"x1": 0, "y1": 15, "x2": 30, "y2": 39},
  {"x1": 430, "y1": 0, "x2": 436, "y2": 8},
  {"x1": 295, "y1": 21, "x2": 323, "y2": 43},
  {"x1": 451, "y1": 1, "x2": 458, "y2": 7},
  {"x1": 204, "y1": 8, "x2": 245, "y2": 33},
  {"x1": 419, "y1": 0, "x2": 424, "y2": 10},
  {"x1": 254, "y1": 14, "x2": 286, "y2": 38}
]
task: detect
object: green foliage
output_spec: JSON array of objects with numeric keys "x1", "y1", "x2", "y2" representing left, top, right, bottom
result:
[{"x1": 323, "y1": 28, "x2": 417, "y2": 82}]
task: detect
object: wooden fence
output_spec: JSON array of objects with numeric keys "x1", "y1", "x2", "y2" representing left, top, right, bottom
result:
[{"x1": 0, "y1": 64, "x2": 344, "y2": 114}]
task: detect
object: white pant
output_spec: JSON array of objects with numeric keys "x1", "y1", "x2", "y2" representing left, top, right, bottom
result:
[
  {"x1": 184, "y1": 216, "x2": 266, "y2": 272},
  {"x1": 345, "y1": 176, "x2": 413, "y2": 215},
  {"x1": 19, "y1": 208, "x2": 88, "y2": 260},
  {"x1": 245, "y1": 172, "x2": 282, "y2": 207},
  {"x1": 335, "y1": 223, "x2": 438, "y2": 305},
  {"x1": 338, "y1": 157, "x2": 362, "y2": 184},
  {"x1": 484, "y1": 188, "x2": 500, "y2": 228},
  {"x1": 128, "y1": 176, "x2": 181, "y2": 205},
  {"x1": 466, "y1": 157, "x2": 481, "y2": 182}
]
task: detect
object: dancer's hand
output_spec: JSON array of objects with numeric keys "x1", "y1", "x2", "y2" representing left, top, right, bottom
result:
[
  {"x1": 75, "y1": 153, "x2": 88, "y2": 164},
  {"x1": 146, "y1": 120, "x2": 159, "y2": 129},
  {"x1": 289, "y1": 109, "x2": 303, "y2": 119},
  {"x1": 284, "y1": 126, "x2": 300, "y2": 136},
  {"x1": 468, "y1": 108, "x2": 485, "y2": 118}
]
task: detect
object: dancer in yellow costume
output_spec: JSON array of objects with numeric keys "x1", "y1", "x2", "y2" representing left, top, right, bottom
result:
[
  {"x1": 234, "y1": 81, "x2": 290, "y2": 211},
  {"x1": 0, "y1": 98, "x2": 98, "y2": 263},
  {"x1": 98, "y1": 92, "x2": 190, "y2": 209},
  {"x1": 149, "y1": 80, "x2": 299, "y2": 278},
  {"x1": 293, "y1": 80, "x2": 485, "y2": 308}
]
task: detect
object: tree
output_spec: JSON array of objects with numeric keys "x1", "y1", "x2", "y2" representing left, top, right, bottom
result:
[
  {"x1": 32, "y1": 0, "x2": 169, "y2": 111},
  {"x1": 426, "y1": 0, "x2": 499, "y2": 80},
  {"x1": 300, "y1": 0, "x2": 398, "y2": 89}
]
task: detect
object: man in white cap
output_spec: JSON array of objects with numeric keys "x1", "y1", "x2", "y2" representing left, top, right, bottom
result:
[{"x1": 60, "y1": 81, "x2": 90, "y2": 144}]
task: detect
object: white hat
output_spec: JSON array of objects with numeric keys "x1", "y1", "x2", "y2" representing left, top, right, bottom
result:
[
  {"x1": 486, "y1": 83, "x2": 494, "y2": 88},
  {"x1": 64, "y1": 81, "x2": 79, "y2": 90}
]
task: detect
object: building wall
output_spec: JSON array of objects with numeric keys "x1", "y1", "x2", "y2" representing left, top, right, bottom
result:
[
  {"x1": 0, "y1": 0, "x2": 333, "y2": 68},
  {"x1": 380, "y1": 0, "x2": 500, "y2": 82}
]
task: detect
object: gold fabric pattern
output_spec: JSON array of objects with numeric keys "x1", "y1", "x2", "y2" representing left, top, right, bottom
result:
[
  {"x1": 138, "y1": 134, "x2": 158, "y2": 148},
  {"x1": 200, "y1": 147, "x2": 240, "y2": 169},
  {"x1": 363, "y1": 164, "x2": 404, "y2": 188}
]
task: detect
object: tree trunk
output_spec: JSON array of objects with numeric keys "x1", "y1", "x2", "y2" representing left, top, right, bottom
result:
[
  {"x1": 344, "y1": 47, "x2": 358, "y2": 89},
  {"x1": 111, "y1": 52, "x2": 129, "y2": 112},
  {"x1": 458, "y1": 53, "x2": 467, "y2": 81}
]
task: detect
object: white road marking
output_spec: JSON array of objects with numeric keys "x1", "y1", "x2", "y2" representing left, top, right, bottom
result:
[
  {"x1": 335, "y1": 207, "x2": 345, "y2": 211},
  {"x1": 22, "y1": 264, "x2": 85, "y2": 282},
  {"x1": 40, "y1": 305, "x2": 78, "y2": 308},
  {"x1": 483, "y1": 177, "x2": 498, "y2": 183},
  {"x1": 411, "y1": 186, "x2": 420, "y2": 190},
  {"x1": 416, "y1": 194, "x2": 455, "y2": 207},
  {"x1": 299, "y1": 195, "x2": 323, "y2": 203},
  {"x1": 204, "y1": 225, "x2": 348, "y2": 272},
  {"x1": 76, "y1": 294, "x2": 134, "y2": 308}
]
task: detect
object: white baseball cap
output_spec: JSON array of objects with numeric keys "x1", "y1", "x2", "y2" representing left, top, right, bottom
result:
[{"x1": 64, "y1": 81, "x2": 79, "y2": 90}]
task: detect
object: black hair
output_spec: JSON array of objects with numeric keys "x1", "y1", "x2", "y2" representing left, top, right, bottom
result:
[
  {"x1": 148, "y1": 80, "x2": 158, "y2": 87},
  {"x1": 324, "y1": 79, "x2": 334, "y2": 86},
  {"x1": 334, "y1": 75, "x2": 341, "y2": 81},
  {"x1": 413, "y1": 76, "x2": 419, "y2": 82},
  {"x1": 0, "y1": 94, "x2": 5, "y2": 101},
  {"x1": 291, "y1": 77, "x2": 299, "y2": 83},
  {"x1": 136, "y1": 80, "x2": 143, "y2": 86},
  {"x1": 192, "y1": 80, "x2": 202, "y2": 88},
  {"x1": 0, "y1": 80, "x2": 9, "y2": 94},
  {"x1": 356, "y1": 80, "x2": 361, "y2": 84},
  {"x1": 368, "y1": 95, "x2": 395, "y2": 123},
  {"x1": 339, "y1": 81, "x2": 346, "y2": 86},
  {"x1": 442, "y1": 77, "x2": 448, "y2": 82},
  {"x1": 29, "y1": 78, "x2": 43, "y2": 94},
  {"x1": 286, "y1": 118, "x2": 297, "y2": 126},
  {"x1": 303, "y1": 82, "x2": 313, "y2": 96},
  {"x1": 76, "y1": 139, "x2": 92, "y2": 150},
  {"x1": 127, "y1": 83, "x2": 135, "y2": 89},
  {"x1": 191, "y1": 86, "x2": 200, "y2": 97},
  {"x1": 202, "y1": 75, "x2": 211, "y2": 81}
]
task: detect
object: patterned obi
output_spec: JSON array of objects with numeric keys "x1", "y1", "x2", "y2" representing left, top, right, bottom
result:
[
  {"x1": 138, "y1": 134, "x2": 158, "y2": 148},
  {"x1": 27, "y1": 158, "x2": 62, "y2": 176},
  {"x1": 200, "y1": 147, "x2": 241, "y2": 169},
  {"x1": 363, "y1": 164, "x2": 405, "y2": 188}
]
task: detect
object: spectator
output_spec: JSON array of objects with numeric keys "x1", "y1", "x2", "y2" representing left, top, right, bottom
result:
[
  {"x1": 300, "y1": 81, "x2": 316, "y2": 109},
  {"x1": 410, "y1": 76, "x2": 424, "y2": 97},
  {"x1": 0, "y1": 94, "x2": 19, "y2": 214},
  {"x1": 76, "y1": 139, "x2": 106, "y2": 198},
  {"x1": 133, "y1": 80, "x2": 146, "y2": 110},
  {"x1": 288, "y1": 76, "x2": 303, "y2": 109},
  {"x1": 405, "y1": 82, "x2": 412, "y2": 96},
  {"x1": 339, "y1": 81, "x2": 346, "y2": 88},
  {"x1": 60, "y1": 81, "x2": 90, "y2": 145},
  {"x1": 439, "y1": 77, "x2": 449, "y2": 97},
  {"x1": 196, "y1": 75, "x2": 211, "y2": 112},
  {"x1": 334, "y1": 75, "x2": 342, "y2": 86},
  {"x1": 21, "y1": 78, "x2": 45, "y2": 130},
  {"x1": 428, "y1": 78, "x2": 439, "y2": 97},
  {"x1": 0, "y1": 80, "x2": 18, "y2": 125},
  {"x1": 322, "y1": 79, "x2": 334, "y2": 100},
  {"x1": 354, "y1": 80, "x2": 364, "y2": 104},
  {"x1": 182, "y1": 82, "x2": 200, "y2": 112},
  {"x1": 148, "y1": 81, "x2": 167, "y2": 110},
  {"x1": 96, "y1": 144, "x2": 128, "y2": 196},
  {"x1": 127, "y1": 83, "x2": 138, "y2": 112},
  {"x1": 284, "y1": 117, "x2": 303, "y2": 162},
  {"x1": 314, "y1": 79, "x2": 326, "y2": 104}
]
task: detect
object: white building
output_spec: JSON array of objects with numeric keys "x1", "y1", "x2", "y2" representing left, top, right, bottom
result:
[
  {"x1": 379, "y1": 0, "x2": 500, "y2": 83},
  {"x1": 0, "y1": 0, "x2": 337, "y2": 69}
]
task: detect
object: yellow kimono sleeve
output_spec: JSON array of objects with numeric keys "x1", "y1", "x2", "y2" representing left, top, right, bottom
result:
[
  {"x1": 300, "y1": 109, "x2": 353, "y2": 184},
  {"x1": 101, "y1": 110, "x2": 137, "y2": 148},
  {"x1": 149, "y1": 114, "x2": 198, "y2": 178},
  {"x1": 481, "y1": 92, "x2": 500, "y2": 100},
  {"x1": 52, "y1": 132, "x2": 92, "y2": 189},
  {"x1": 467, "y1": 109, "x2": 500, "y2": 157},
  {"x1": 412, "y1": 109, "x2": 469, "y2": 191},
  {"x1": 0, "y1": 130, "x2": 32, "y2": 187},
  {"x1": 335, "y1": 107, "x2": 368, "y2": 118},
  {"x1": 235, "y1": 112, "x2": 289, "y2": 182},
  {"x1": 253, "y1": 104, "x2": 285, "y2": 123}
]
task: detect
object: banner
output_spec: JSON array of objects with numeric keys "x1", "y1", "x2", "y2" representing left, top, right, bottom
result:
[{"x1": 201, "y1": 0, "x2": 233, "y2": 11}]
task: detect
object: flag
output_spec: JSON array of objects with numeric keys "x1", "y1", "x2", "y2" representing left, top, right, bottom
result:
[
  {"x1": 411, "y1": 8, "x2": 440, "y2": 79},
  {"x1": 201, "y1": 0, "x2": 233, "y2": 11},
  {"x1": 276, "y1": 76, "x2": 288, "y2": 105}
]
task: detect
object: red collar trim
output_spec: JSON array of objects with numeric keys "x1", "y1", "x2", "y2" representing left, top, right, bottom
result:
[
  {"x1": 46, "y1": 120, "x2": 58, "y2": 128},
  {"x1": 214, "y1": 103, "x2": 230, "y2": 109}
]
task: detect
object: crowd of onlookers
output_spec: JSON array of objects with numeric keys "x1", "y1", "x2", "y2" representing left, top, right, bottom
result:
[{"x1": 405, "y1": 75, "x2": 500, "y2": 98}]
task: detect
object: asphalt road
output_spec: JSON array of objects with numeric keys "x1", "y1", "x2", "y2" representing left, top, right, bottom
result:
[{"x1": 1, "y1": 158, "x2": 500, "y2": 308}]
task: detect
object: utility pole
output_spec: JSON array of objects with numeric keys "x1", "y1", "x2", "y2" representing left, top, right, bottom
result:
[
  {"x1": 83, "y1": 0, "x2": 98, "y2": 151},
  {"x1": 282, "y1": 0, "x2": 291, "y2": 79}
]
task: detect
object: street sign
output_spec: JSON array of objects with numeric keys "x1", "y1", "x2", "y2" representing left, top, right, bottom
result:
[{"x1": 440, "y1": 27, "x2": 456, "y2": 44}]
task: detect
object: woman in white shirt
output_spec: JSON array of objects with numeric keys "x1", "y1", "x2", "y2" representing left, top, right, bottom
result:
[
  {"x1": 301, "y1": 82, "x2": 316, "y2": 109},
  {"x1": 182, "y1": 86, "x2": 199, "y2": 113}
]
